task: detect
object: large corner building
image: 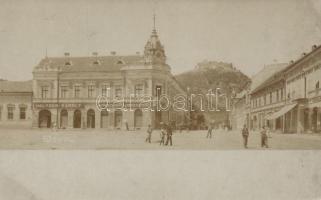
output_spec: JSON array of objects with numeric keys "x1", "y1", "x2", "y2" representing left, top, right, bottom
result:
[{"x1": 1, "y1": 27, "x2": 187, "y2": 129}]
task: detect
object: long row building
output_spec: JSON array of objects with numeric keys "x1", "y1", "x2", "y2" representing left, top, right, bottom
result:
[{"x1": 232, "y1": 44, "x2": 321, "y2": 133}]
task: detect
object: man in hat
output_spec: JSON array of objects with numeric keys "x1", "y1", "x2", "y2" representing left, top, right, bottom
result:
[
  {"x1": 145, "y1": 124, "x2": 153, "y2": 143},
  {"x1": 241, "y1": 124, "x2": 249, "y2": 148},
  {"x1": 159, "y1": 122, "x2": 166, "y2": 146},
  {"x1": 261, "y1": 126, "x2": 269, "y2": 148},
  {"x1": 165, "y1": 123, "x2": 173, "y2": 146}
]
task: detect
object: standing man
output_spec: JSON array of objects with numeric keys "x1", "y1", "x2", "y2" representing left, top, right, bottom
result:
[
  {"x1": 206, "y1": 123, "x2": 213, "y2": 138},
  {"x1": 206, "y1": 120, "x2": 215, "y2": 138},
  {"x1": 145, "y1": 124, "x2": 153, "y2": 143},
  {"x1": 241, "y1": 124, "x2": 249, "y2": 148},
  {"x1": 261, "y1": 126, "x2": 269, "y2": 148},
  {"x1": 160, "y1": 122, "x2": 166, "y2": 146},
  {"x1": 165, "y1": 123, "x2": 173, "y2": 146},
  {"x1": 125, "y1": 120, "x2": 129, "y2": 131}
]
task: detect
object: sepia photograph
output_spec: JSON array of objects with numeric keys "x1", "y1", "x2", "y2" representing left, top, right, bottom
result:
[{"x1": 0, "y1": 0, "x2": 321, "y2": 199}]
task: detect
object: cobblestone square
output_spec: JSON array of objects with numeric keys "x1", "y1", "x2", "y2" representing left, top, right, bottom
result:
[{"x1": 0, "y1": 128, "x2": 321, "y2": 150}]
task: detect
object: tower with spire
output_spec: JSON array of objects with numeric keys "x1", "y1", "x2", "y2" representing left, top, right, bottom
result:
[{"x1": 144, "y1": 14, "x2": 166, "y2": 65}]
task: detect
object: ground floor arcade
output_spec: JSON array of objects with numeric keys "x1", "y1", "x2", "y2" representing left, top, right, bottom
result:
[{"x1": 33, "y1": 104, "x2": 187, "y2": 130}]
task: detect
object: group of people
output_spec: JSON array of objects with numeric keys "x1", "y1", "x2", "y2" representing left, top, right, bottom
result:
[
  {"x1": 241, "y1": 125, "x2": 270, "y2": 149},
  {"x1": 145, "y1": 122, "x2": 173, "y2": 146}
]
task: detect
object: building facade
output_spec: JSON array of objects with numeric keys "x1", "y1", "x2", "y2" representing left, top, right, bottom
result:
[
  {"x1": 0, "y1": 80, "x2": 33, "y2": 128},
  {"x1": 31, "y1": 28, "x2": 186, "y2": 129},
  {"x1": 282, "y1": 45, "x2": 321, "y2": 133},
  {"x1": 237, "y1": 44, "x2": 321, "y2": 133},
  {"x1": 249, "y1": 64, "x2": 288, "y2": 132}
]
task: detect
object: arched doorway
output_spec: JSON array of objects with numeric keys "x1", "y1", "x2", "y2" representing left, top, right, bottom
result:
[
  {"x1": 114, "y1": 110, "x2": 122, "y2": 128},
  {"x1": 39, "y1": 110, "x2": 51, "y2": 128},
  {"x1": 73, "y1": 110, "x2": 82, "y2": 128},
  {"x1": 60, "y1": 109, "x2": 68, "y2": 128},
  {"x1": 134, "y1": 109, "x2": 143, "y2": 129},
  {"x1": 101, "y1": 110, "x2": 109, "y2": 128},
  {"x1": 87, "y1": 109, "x2": 95, "y2": 128}
]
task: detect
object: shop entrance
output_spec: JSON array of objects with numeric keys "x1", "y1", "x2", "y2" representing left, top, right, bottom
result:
[
  {"x1": 101, "y1": 110, "x2": 109, "y2": 128},
  {"x1": 60, "y1": 109, "x2": 68, "y2": 128},
  {"x1": 87, "y1": 109, "x2": 95, "y2": 128},
  {"x1": 73, "y1": 110, "x2": 82, "y2": 128},
  {"x1": 39, "y1": 110, "x2": 51, "y2": 128}
]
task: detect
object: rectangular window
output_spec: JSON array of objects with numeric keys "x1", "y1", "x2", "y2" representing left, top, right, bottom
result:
[
  {"x1": 20, "y1": 107, "x2": 26, "y2": 120},
  {"x1": 264, "y1": 95, "x2": 266, "y2": 105},
  {"x1": 156, "y1": 85, "x2": 162, "y2": 97},
  {"x1": 115, "y1": 86, "x2": 122, "y2": 98},
  {"x1": 88, "y1": 85, "x2": 95, "y2": 98},
  {"x1": 281, "y1": 89, "x2": 284, "y2": 100},
  {"x1": 276, "y1": 90, "x2": 280, "y2": 102},
  {"x1": 102, "y1": 85, "x2": 108, "y2": 97},
  {"x1": 135, "y1": 84, "x2": 144, "y2": 97},
  {"x1": 41, "y1": 86, "x2": 49, "y2": 99},
  {"x1": 60, "y1": 86, "x2": 68, "y2": 98},
  {"x1": 270, "y1": 92, "x2": 272, "y2": 104},
  {"x1": 7, "y1": 107, "x2": 14, "y2": 120},
  {"x1": 74, "y1": 86, "x2": 80, "y2": 98}
]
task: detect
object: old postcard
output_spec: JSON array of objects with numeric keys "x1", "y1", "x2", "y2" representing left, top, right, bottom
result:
[{"x1": 0, "y1": 0, "x2": 321, "y2": 199}]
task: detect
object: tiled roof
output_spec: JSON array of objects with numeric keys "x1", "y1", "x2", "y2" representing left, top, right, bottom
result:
[
  {"x1": 250, "y1": 63, "x2": 288, "y2": 93},
  {"x1": 0, "y1": 80, "x2": 32, "y2": 93},
  {"x1": 34, "y1": 55, "x2": 145, "y2": 72}
]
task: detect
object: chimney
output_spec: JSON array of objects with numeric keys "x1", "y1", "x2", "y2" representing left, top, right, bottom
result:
[
  {"x1": 290, "y1": 60, "x2": 294, "y2": 64},
  {"x1": 110, "y1": 51, "x2": 116, "y2": 56},
  {"x1": 92, "y1": 52, "x2": 98, "y2": 56},
  {"x1": 64, "y1": 52, "x2": 70, "y2": 57},
  {"x1": 136, "y1": 51, "x2": 140, "y2": 55},
  {"x1": 302, "y1": 52, "x2": 307, "y2": 57},
  {"x1": 312, "y1": 45, "x2": 318, "y2": 50}
]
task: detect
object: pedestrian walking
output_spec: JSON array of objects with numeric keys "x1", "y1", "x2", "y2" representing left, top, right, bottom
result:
[
  {"x1": 206, "y1": 123, "x2": 213, "y2": 138},
  {"x1": 165, "y1": 124, "x2": 173, "y2": 146},
  {"x1": 160, "y1": 122, "x2": 166, "y2": 146},
  {"x1": 145, "y1": 124, "x2": 152, "y2": 143},
  {"x1": 261, "y1": 126, "x2": 269, "y2": 148},
  {"x1": 241, "y1": 124, "x2": 249, "y2": 148},
  {"x1": 125, "y1": 120, "x2": 129, "y2": 131}
]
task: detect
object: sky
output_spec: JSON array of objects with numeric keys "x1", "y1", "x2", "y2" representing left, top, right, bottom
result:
[{"x1": 0, "y1": 0, "x2": 321, "y2": 81}]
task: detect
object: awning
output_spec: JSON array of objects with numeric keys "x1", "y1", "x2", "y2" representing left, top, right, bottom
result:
[{"x1": 266, "y1": 103, "x2": 297, "y2": 120}]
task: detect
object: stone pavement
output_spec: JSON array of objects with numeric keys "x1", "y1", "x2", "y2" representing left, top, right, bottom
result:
[{"x1": 0, "y1": 128, "x2": 321, "y2": 149}]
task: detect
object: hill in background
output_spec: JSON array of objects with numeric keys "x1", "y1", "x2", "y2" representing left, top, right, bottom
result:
[{"x1": 174, "y1": 60, "x2": 251, "y2": 128}]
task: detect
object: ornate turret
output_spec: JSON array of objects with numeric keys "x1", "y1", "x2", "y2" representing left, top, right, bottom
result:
[{"x1": 144, "y1": 15, "x2": 166, "y2": 64}]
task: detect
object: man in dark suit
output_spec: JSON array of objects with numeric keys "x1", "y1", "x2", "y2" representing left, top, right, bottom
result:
[
  {"x1": 165, "y1": 123, "x2": 173, "y2": 146},
  {"x1": 242, "y1": 124, "x2": 249, "y2": 148}
]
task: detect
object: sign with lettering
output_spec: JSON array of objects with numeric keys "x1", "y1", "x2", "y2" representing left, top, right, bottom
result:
[{"x1": 33, "y1": 103, "x2": 84, "y2": 109}]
